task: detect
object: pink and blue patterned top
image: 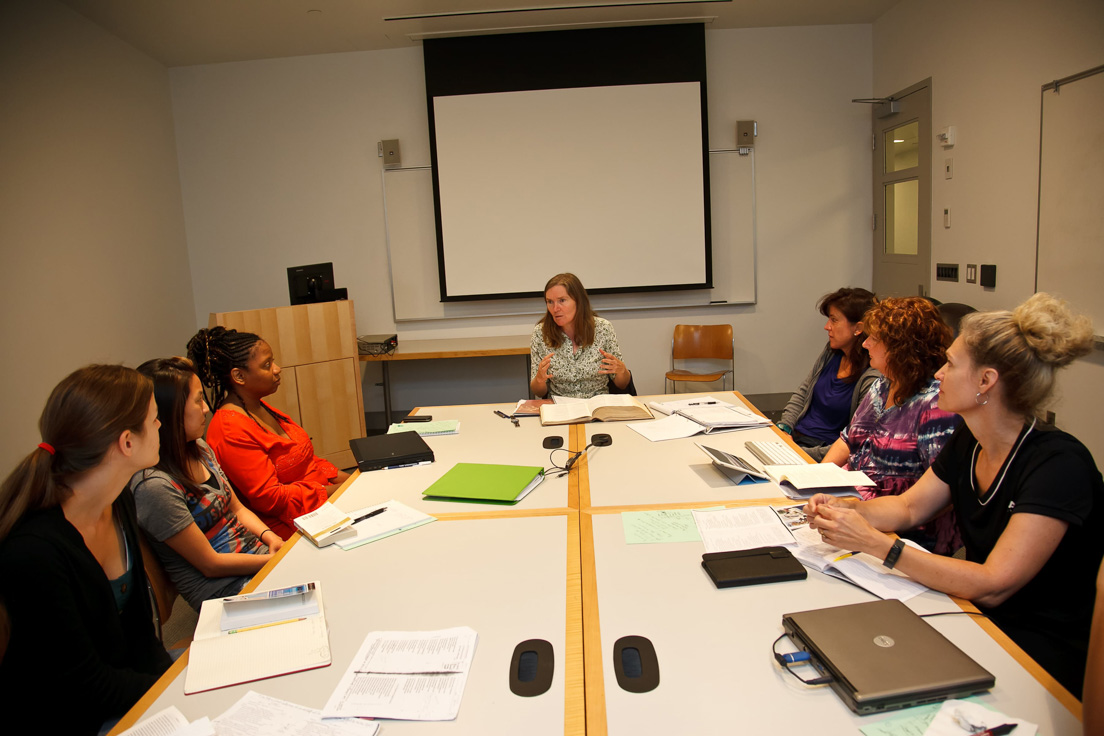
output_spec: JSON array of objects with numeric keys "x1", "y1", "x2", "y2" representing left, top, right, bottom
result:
[{"x1": 842, "y1": 376, "x2": 962, "y2": 553}]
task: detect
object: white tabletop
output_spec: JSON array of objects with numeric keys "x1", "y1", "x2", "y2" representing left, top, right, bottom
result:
[
  {"x1": 138, "y1": 514, "x2": 571, "y2": 734},
  {"x1": 587, "y1": 511, "x2": 1081, "y2": 735},
  {"x1": 582, "y1": 392, "x2": 794, "y2": 508}
]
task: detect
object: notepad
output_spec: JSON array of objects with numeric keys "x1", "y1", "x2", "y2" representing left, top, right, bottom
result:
[
  {"x1": 185, "y1": 581, "x2": 331, "y2": 694},
  {"x1": 422, "y1": 463, "x2": 545, "y2": 504},
  {"x1": 387, "y1": 420, "x2": 460, "y2": 436}
]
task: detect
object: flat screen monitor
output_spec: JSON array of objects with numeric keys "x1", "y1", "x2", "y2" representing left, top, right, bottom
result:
[{"x1": 287, "y1": 262, "x2": 347, "y2": 305}]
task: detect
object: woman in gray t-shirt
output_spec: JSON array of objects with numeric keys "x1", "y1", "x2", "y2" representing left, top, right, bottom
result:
[{"x1": 130, "y1": 358, "x2": 278, "y2": 610}]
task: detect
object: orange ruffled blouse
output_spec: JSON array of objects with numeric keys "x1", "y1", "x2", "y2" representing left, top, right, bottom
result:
[{"x1": 206, "y1": 402, "x2": 336, "y2": 540}]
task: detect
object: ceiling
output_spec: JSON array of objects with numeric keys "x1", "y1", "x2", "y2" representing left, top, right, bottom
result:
[{"x1": 58, "y1": 0, "x2": 901, "y2": 68}]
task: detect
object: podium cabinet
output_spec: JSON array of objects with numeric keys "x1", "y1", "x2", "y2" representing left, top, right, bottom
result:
[{"x1": 209, "y1": 300, "x2": 365, "y2": 470}]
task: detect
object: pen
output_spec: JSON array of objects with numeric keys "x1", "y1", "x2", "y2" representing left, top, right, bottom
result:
[
  {"x1": 832, "y1": 551, "x2": 860, "y2": 562},
  {"x1": 227, "y1": 617, "x2": 307, "y2": 635},
  {"x1": 494, "y1": 410, "x2": 511, "y2": 419},
  {"x1": 688, "y1": 401, "x2": 718, "y2": 406},
  {"x1": 976, "y1": 724, "x2": 1018, "y2": 736},
  {"x1": 352, "y1": 507, "x2": 387, "y2": 524}
]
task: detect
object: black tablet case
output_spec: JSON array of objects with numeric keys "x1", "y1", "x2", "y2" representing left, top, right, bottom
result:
[{"x1": 701, "y1": 546, "x2": 807, "y2": 588}]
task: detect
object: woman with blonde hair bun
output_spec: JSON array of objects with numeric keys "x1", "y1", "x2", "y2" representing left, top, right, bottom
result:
[{"x1": 805, "y1": 293, "x2": 1102, "y2": 697}]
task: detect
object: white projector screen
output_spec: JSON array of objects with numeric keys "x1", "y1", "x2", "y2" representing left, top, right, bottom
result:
[{"x1": 433, "y1": 82, "x2": 707, "y2": 300}]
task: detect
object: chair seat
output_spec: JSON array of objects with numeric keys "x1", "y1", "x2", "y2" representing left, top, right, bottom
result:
[{"x1": 665, "y1": 369, "x2": 728, "y2": 383}]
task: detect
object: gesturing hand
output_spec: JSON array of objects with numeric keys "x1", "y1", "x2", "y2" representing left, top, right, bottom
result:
[
  {"x1": 536, "y1": 353, "x2": 554, "y2": 382},
  {"x1": 597, "y1": 349, "x2": 627, "y2": 381}
]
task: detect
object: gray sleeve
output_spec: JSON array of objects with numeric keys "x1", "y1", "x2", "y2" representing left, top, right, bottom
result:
[
  {"x1": 131, "y1": 472, "x2": 197, "y2": 543},
  {"x1": 780, "y1": 345, "x2": 831, "y2": 428},
  {"x1": 850, "y1": 367, "x2": 882, "y2": 418}
]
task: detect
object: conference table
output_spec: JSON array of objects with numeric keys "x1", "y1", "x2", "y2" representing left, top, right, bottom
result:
[{"x1": 112, "y1": 392, "x2": 1082, "y2": 735}]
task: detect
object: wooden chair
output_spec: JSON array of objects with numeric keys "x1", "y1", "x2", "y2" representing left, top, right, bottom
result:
[
  {"x1": 139, "y1": 533, "x2": 178, "y2": 643},
  {"x1": 665, "y1": 324, "x2": 734, "y2": 393}
]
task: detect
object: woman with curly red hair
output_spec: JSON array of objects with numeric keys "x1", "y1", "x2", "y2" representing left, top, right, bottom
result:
[{"x1": 821, "y1": 296, "x2": 961, "y2": 553}]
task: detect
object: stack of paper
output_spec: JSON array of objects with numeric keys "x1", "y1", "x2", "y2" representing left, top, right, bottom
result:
[
  {"x1": 215, "y1": 691, "x2": 379, "y2": 735},
  {"x1": 630, "y1": 396, "x2": 770, "y2": 442},
  {"x1": 185, "y1": 581, "x2": 331, "y2": 694},
  {"x1": 387, "y1": 420, "x2": 460, "y2": 436},
  {"x1": 323, "y1": 627, "x2": 479, "y2": 721},
  {"x1": 293, "y1": 502, "x2": 357, "y2": 547}
]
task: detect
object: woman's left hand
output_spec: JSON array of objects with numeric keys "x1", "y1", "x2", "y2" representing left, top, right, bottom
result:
[
  {"x1": 597, "y1": 349, "x2": 628, "y2": 382},
  {"x1": 807, "y1": 503, "x2": 889, "y2": 556}
]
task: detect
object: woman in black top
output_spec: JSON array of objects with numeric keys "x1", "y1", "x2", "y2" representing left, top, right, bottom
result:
[
  {"x1": 0, "y1": 365, "x2": 171, "y2": 734},
  {"x1": 804, "y1": 293, "x2": 1101, "y2": 697}
]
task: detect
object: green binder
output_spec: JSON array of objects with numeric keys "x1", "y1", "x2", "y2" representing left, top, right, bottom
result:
[{"x1": 422, "y1": 463, "x2": 546, "y2": 504}]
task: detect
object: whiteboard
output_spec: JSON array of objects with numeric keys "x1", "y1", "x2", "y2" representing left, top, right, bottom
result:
[
  {"x1": 1036, "y1": 65, "x2": 1104, "y2": 336},
  {"x1": 382, "y1": 149, "x2": 755, "y2": 322}
]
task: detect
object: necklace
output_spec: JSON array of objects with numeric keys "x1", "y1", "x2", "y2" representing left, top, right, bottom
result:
[{"x1": 971, "y1": 417, "x2": 1037, "y2": 506}]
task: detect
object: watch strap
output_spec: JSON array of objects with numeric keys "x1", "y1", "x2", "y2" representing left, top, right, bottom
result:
[{"x1": 883, "y1": 538, "x2": 906, "y2": 569}]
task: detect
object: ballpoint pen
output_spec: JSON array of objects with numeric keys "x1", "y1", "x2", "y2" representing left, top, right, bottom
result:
[
  {"x1": 832, "y1": 551, "x2": 860, "y2": 562},
  {"x1": 687, "y1": 401, "x2": 718, "y2": 406},
  {"x1": 352, "y1": 507, "x2": 387, "y2": 524},
  {"x1": 975, "y1": 724, "x2": 1018, "y2": 736},
  {"x1": 494, "y1": 410, "x2": 511, "y2": 419}
]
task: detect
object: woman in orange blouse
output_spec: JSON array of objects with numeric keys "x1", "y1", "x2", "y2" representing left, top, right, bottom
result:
[{"x1": 187, "y1": 326, "x2": 350, "y2": 539}]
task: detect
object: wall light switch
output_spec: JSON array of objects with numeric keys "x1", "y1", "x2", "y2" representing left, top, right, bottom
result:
[
  {"x1": 944, "y1": 158, "x2": 953, "y2": 179},
  {"x1": 943, "y1": 208, "x2": 951, "y2": 228},
  {"x1": 966, "y1": 264, "x2": 977, "y2": 283}
]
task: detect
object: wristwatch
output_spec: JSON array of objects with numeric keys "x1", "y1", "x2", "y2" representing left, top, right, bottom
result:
[{"x1": 883, "y1": 538, "x2": 906, "y2": 569}]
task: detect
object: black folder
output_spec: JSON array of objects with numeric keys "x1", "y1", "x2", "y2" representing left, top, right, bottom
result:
[{"x1": 701, "y1": 546, "x2": 807, "y2": 588}]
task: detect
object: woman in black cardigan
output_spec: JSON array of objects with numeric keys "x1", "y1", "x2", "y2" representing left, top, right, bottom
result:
[{"x1": 0, "y1": 365, "x2": 171, "y2": 735}]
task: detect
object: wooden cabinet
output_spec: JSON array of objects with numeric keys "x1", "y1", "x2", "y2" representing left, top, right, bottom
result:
[{"x1": 209, "y1": 300, "x2": 365, "y2": 470}]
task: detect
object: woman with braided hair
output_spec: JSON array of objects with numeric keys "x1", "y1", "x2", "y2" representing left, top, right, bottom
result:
[
  {"x1": 187, "y1": 327, "x2": 349, "y2": 540},
  {"x1": 806, "y1": 293, "x2": 1101, "y2": 696},
  {"x1": 0, "y1": 365, "x2": 171, "y2": 734}
]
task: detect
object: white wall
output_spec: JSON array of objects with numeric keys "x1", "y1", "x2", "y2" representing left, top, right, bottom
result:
[
  {"x1": 0, "y1": 0, "x2": 195, "y2": 476},
  {"x1": 170, "y1": 24, "x2": 874, "y2": 412},
  {"x1": 874, "y1": 0, "x2": 1104, "y2": 461}
]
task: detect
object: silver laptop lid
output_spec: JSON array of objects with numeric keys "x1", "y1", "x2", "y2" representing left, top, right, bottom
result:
[{"x1": 783, "y1": 599, "x2": 994, "y2": 714}]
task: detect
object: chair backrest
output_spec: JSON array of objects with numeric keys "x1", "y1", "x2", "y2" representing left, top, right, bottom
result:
[
  {"x1": 672, "y1": 324, "x2": 733, "y2": 360},
  {"x1": 937, "y1": 303, "x2": 977, "y2": 337},
  {"x1": 139, "y1": 532, "x2": 178, "y2": 640}
]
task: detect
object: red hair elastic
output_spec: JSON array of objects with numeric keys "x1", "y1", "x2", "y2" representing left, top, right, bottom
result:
[{"x1": 38, "y1": 442, "x2": 55, "y2": 455}]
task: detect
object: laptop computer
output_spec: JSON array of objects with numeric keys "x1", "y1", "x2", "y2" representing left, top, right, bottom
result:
[
  {"x1": 349, "y1": 431, "x2": 434, "y2": 472},
  {"x1": 782, "y1": 599, "x2": 994, "y2": 714}
]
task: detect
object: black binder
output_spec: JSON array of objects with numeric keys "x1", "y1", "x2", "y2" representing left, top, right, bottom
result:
[{"x1": 701, "y1": 546, "x2": 807, "y2": 588}]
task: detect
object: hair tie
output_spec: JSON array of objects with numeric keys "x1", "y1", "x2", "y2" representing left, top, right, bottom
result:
[{"x1": 38, "y1": 442, "x2": 55, "y2": 455}]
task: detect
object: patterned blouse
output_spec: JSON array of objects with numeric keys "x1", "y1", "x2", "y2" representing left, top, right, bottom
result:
[
  {"x1": 530, "y1": 316, "x2": 623, "y2": 399},
  {"x1": 842, "y1": 376, "x2": 962, "y2": 553}
]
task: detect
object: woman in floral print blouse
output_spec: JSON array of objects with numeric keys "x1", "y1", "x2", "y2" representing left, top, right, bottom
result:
[{"x1": 529, "y1": 273, "x2": 633, "y2": 399}]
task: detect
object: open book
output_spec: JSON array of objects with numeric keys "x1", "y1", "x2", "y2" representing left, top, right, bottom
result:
[
  {"x1": 790, "y1": 524, "x2": 929, "y2": 601},
  {"x1": 185, "y1": 581, "x2": 331, "y2": 694},
  {"x1": 763, "y1": 463, "x2": 873, "y2": 500},
  {"x1": 539, "y1": 394, "x2": 653, "y2": 425}
]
